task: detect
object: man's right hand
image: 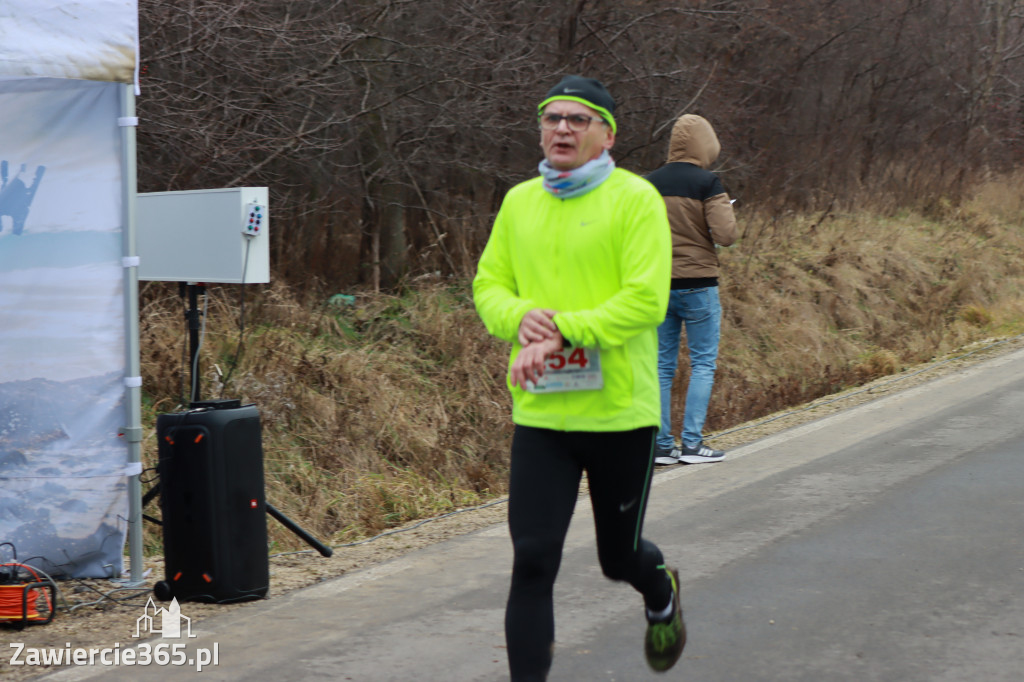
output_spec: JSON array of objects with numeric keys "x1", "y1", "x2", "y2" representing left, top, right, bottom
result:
[{"x1": 518, "y1": 308, "x2": 559, "y2": 346}]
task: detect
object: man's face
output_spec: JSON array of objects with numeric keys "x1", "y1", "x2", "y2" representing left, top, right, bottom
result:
[{"x1": 539, "y1": 100, "x2": 615, "y2": 171}]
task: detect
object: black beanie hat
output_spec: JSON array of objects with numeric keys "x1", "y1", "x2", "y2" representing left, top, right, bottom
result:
[{"x1": 537, "y1": 75, "x2": 617, "y2": 133}]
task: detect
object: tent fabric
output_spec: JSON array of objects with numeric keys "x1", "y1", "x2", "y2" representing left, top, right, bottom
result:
[
  {"x1": 0, "y1": 77, "x2": 128, "y2": 578},
  {"x1": 0, "y1": 1, "x2": 138, "y2": 84},
  {"x1": 0, "y1": 0, "x2": 137, "y2": 578}
]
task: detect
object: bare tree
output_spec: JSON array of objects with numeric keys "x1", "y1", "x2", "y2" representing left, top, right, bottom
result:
[{"x1": 137, "y1": 0, "x2": 1024, "y2": 289}]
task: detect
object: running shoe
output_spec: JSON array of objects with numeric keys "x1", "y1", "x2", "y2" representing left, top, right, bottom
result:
[
  {"x1": 644, "y1": 566, "x2": 686, "y2": 672},
  {"x1": 654, "y1": 447, "x2": 682, "y2": 466},
  {"x1": 677, "y1": 442, "x2": 725, "y2": 464}
]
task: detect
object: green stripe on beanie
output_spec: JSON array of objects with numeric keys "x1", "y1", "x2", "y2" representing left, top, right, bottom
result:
[{"x1": 538, "y1": 75, "x2": 617, "y2": 134}]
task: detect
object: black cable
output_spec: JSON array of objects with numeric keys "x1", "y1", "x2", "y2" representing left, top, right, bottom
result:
[
  {"x1": 219, "y1": 236, "x2": 252, "y2": 397},
  {"x1": 179, "y1": 283, "x2": 188, "y2": 406},
  {"x1": 269, "y1": 334, "x2": 1024, "y2": 558},
  {"x1": 268, "y1": 498, "x2": 510, "y2": 558},
  {"x1": 189, "y1": 290, "x2": 208, "y2": 404},
  {"x1": 711, "y1": 333, "x2": 1024, "y2": 442}
]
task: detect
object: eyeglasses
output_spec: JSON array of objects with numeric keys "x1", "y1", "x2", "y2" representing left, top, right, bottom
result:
[{"x1": 539, "y1": 113, "x2": 606, "y2": 132}]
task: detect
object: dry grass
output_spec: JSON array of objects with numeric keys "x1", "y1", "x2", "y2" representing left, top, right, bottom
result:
[
  {"x1": 702, "y1": 174, "x2": 1024, "y2": 431},
  {"x1": 137, "y1": 172, "x2": 1024, "y2": 552},
  {"x1": 139, "y1": 281, "x2": 512, "y2": 552}
]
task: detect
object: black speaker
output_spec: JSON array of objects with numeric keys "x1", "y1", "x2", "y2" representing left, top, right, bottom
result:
[{"x1": 153, "y1": 402, "x2": 269, "y2": 603}]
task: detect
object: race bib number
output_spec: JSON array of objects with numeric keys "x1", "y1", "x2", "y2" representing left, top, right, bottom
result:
[{"x1": 524, "y1": 347, "x2": 603, "y2": 393}]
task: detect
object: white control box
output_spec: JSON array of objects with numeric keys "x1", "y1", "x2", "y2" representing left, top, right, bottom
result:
[{"x1": 137, "y1": 187, "x2": 270, "y2": 283}]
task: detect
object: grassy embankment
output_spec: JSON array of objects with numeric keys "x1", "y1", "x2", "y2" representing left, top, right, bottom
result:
[{"x1": 137, "y1": 173, "x2": 1024, "y2": 554}]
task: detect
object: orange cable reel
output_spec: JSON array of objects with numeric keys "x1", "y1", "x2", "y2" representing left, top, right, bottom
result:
[{"x1": 0, "y1": 562, "x2": 56, "y2": 626}]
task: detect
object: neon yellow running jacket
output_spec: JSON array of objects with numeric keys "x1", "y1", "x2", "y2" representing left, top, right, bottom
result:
[{"x1": 473, "y1": 167, "x2": 671, "y2": 432}]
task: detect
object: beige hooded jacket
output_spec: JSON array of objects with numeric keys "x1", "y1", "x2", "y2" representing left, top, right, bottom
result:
[{"x1": 646, "y1": 114, "x2": 737, "y2": 282}]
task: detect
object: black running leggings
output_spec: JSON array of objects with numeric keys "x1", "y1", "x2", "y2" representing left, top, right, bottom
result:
[{"x1": 504, "y1": 425, "x2": 672, "y2": 681}]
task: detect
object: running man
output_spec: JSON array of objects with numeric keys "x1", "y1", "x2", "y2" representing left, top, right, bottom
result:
[{"x1": 473, "y1": 75, "x2": 686, "y2": 681}]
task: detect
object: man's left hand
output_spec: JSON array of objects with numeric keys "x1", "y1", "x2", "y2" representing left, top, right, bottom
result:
[{"x1": 510, "y1": 334, "x2": 563, "y2": 388}]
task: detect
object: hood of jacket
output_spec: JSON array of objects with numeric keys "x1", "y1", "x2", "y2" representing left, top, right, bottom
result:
[{"x1": 667, "y1": 114, "x2": 720, "y2": 169}]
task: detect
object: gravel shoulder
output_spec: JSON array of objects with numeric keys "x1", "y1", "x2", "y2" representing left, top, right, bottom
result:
[{"x1": 4, "y1": 334, "x2": 1022, "y2": 679}]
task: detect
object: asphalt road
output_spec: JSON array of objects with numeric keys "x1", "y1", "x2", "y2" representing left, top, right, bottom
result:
[{"x1": 44, "y1": 347, "x2": 1024, "y2": 681}]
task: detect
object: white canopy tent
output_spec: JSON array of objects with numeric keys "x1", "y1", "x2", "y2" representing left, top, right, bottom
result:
[{"x1": 0, "y1": 1, "x2": 143, "y2": 581}]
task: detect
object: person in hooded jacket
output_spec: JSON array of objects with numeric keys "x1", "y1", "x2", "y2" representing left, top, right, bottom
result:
[{"x1": 645, "y1": 114, "x2": 737, "y2": 466}]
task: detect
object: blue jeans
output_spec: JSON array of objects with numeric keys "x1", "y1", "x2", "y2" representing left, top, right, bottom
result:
[{"x1": 657, "y1": 286, "x2": 721, "y2": 451}]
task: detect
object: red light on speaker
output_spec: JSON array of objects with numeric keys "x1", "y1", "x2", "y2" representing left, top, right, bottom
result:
[
  {"x1": 194, "y1": 433, "x2": 204, "y2": 443},
  {"x1": 202, "y1": 573, "x2": 213, "y2": 583},
  {"x1": 250, "y1": 499, "x2": 258, "y2": 509},
  {"x1": 173, "y1": 572, "x2": 182, "y2": 581}
]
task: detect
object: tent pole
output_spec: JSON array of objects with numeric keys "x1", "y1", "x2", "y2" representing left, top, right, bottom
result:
[{"x1": 120, "y1": 83, "x2": 145, "y2": 586}]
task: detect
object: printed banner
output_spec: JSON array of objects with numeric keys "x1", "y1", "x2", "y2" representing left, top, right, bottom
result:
[
  {"x1": 0, "y1": 1, "x2": 138, "y2": 83},
  {"x1": 0, "y1": 78, "x2": 128, "y2": 578}
]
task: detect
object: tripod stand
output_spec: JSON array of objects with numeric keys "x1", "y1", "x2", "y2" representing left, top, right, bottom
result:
[{"x1": 143, "y1": 283, "x2": 332, "y2": 559}]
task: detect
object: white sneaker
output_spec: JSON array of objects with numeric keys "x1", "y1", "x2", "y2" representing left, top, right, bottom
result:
[
  {"x1": 654, "y1": 447, "x2": 682, "y2": 466},
  {"x1": 677, "y1": 442, "x2": 725, "y2": 464}
]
